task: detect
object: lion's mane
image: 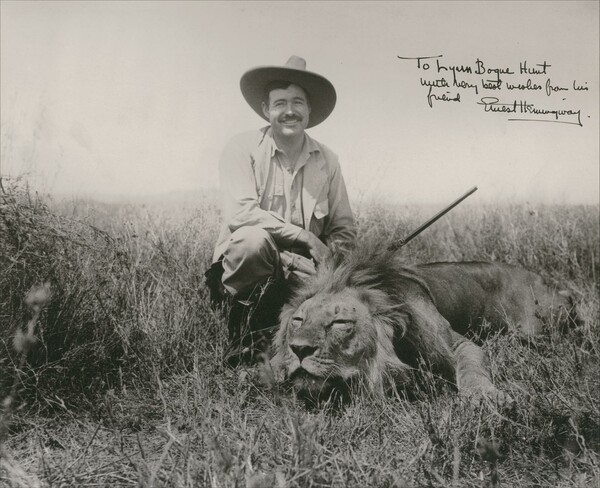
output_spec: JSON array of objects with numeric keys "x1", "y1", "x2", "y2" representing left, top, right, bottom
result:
[{"x1": 273, "y1": 244, "x2": 433, "y2": 393}]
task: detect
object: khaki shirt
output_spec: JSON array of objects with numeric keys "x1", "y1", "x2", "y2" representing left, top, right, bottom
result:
[{"x1": 213, "y1": 127, "x2": 356, "y2": 262}]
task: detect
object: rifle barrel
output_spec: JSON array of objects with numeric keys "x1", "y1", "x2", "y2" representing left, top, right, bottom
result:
[{"x1": 388, "y1": 186, "x2": 478, "y2": 251}]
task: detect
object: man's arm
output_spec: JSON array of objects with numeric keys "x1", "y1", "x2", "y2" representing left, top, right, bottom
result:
[
  {"x1": 219, "y1": 134, "x2": 303, "y2": 248},
  {"x1": 322, "y1": 159, "x2": 356, "y2": 252}
]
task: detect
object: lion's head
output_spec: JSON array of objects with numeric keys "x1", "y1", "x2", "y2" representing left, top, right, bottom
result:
[{"x1": 271, "y1": 249, "x2": 426, "y2": 401}]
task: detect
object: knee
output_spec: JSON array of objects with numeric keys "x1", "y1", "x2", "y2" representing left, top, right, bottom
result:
[
  {"x1": 226, "y1": 226, "x2": 272, "y2": 256},
  {"x1": 229, "y1": 226, "x2": 271, "y2": 248},
  {"x1": 224, "y1": 226, "x2": 278, "y2": 266}
]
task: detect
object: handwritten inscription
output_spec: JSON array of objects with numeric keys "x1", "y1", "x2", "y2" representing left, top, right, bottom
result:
[{"x1": 397, "y1": 55, "x2": 590, "y2": 126}]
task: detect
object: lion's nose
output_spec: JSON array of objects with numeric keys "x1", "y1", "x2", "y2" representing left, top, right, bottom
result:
[{"x1": 290, "y1": 343, "x2": 318, "y2": 362}]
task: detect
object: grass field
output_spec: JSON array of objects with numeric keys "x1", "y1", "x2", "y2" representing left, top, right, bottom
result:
[{"x1": 1, "y1": 183, "x2": 599, "y2": 487}]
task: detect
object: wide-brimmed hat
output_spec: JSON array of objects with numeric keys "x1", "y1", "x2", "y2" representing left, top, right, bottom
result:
[{"x1": 240, "y1": 55, "x2": 337, "y2": 128}]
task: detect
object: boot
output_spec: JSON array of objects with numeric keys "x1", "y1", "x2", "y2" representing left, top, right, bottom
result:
[
  {"x1": 223, "y1": 277, "x2": 290, "y2": 367},
  {"x1": 223, "y1": 297, "x2": 255, "y2": 367}
]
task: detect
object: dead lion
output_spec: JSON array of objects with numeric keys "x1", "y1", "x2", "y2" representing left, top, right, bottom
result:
[{"x1": 270, "y1": 246, "x2": 575, "y2": 404}]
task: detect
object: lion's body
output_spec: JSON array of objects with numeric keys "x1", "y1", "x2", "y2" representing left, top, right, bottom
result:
[
  {"x1": 413, "y1": 261, "x2": 569, "y2": 337},
  {"x1": 271, "y1": 248, "x2": 574, "y2": 403}
]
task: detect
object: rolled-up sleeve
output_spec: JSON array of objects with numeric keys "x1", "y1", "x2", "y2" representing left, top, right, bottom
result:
[{"x1": 219, "y1": 134, "x2": 303, "y2": 247}]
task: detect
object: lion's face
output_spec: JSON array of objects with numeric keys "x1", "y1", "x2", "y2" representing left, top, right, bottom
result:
[{"x1": 272, "y1": 287, "x2": 409, "y2": 400}]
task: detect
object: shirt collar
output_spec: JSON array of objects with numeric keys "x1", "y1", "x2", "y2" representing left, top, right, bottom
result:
[{"x1": 264, "y1": 126, "x2": 321, "y2": 160}]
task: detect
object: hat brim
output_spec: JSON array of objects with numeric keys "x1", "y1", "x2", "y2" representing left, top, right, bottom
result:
[{"x1": 240, "y1": 66, "x2": 336, "y2": 128}]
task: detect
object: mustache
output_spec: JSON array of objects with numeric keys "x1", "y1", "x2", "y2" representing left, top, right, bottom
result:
[{"x1": 279, "y1": 115, "x2": 303, "y2": 122}]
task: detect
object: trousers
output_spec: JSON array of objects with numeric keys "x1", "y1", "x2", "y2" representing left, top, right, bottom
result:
[{"x1": 221, "y1": 226, "x2": 317, "y2": 297}]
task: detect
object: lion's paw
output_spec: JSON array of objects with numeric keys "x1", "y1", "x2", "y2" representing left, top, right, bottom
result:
[
  {"x1": 487, "y1": 389, "x2": 514, "y2": 409},
  {"x1": 464, "y1": 387, "x2": 514, "y2": 409},
  {"x1": 269, "y1": 353, "x2": 287, "y2": 383}
]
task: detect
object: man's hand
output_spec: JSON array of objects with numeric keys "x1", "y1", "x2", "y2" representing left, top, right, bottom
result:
[{"x1": 296, "y1": 230, "x2": 332, "y2": 265}]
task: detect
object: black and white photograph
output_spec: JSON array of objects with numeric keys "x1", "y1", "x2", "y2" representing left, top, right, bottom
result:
[{"x1": 1, "y1": 1, "x2": 598, "y2": 487}]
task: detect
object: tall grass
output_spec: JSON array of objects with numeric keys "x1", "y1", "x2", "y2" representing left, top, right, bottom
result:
[
  {"x1": 1, "y1": 184, "x2": 223, "y2": 410},
  {"x1": 1, "y1": 182, "x2": 598, "y2": 487}
]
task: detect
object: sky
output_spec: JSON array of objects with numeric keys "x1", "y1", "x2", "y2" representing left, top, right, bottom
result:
[{"x1": 1, "y1": 1, "x2": 599, "y2": 205}]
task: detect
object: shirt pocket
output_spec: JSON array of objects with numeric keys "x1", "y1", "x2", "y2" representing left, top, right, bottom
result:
[
  {"x1": 310, "y1": 196, "x2": 329, "y2": 237},
  {"x1": 313, "y1": 197, "x2": 329, "y2": 219}
]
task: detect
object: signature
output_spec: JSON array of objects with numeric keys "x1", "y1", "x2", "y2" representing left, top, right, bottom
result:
[{"x1": 476, "y1": 97, "x2": 582, "y2": 126}]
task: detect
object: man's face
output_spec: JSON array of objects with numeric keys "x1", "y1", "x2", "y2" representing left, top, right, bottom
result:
[{"x1": 262, "y1": 84, "x2": 311, "y2": 139}]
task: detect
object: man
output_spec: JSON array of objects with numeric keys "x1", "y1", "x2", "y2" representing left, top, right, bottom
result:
[{"x1": 207, "y1": 55, "x2": 356, "y2": 365}]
